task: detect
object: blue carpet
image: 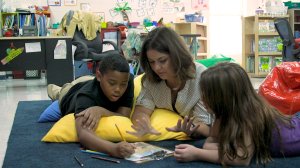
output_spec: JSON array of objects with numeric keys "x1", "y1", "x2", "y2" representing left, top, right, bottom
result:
[{"x1": 3, "y1": 100, "x2": 300, "y2": 168}]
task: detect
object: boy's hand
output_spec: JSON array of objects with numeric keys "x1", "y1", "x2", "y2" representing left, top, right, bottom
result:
[
  {"x1": 111, "y1": 141, "x2": 135, "y2": 158},
  {"x1": 75, "y1": 106, "x2": 102, "y2": 131},
  {"x1": 127, "y1": 117, "x2": 161, "y2": 137},
  {"x1": 166, "y1": 115, "x2": 200, "y2": 136}
]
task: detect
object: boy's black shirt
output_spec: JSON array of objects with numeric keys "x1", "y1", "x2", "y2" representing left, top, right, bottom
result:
[{"x1": 60, "y1": 74, "x2": 134, "y2": 116}]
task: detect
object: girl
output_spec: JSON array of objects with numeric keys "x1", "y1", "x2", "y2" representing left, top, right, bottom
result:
[{"x1": 174, "y1": 62, "x2": 300, "y2": 166}]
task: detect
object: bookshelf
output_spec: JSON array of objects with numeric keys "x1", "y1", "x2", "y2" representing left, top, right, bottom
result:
[
  {"x1": 172, "y1": 22, "x2": 209, "y2": 60},
  {"x1": 288, "y1": 9, "x2": 300, "y2": 37},
  {"x1": 0, "y1": 11, "x2": 51, "y2": 37},
  {"x1": 242, "y1": 15, "x2": 289, "y2": 77}
]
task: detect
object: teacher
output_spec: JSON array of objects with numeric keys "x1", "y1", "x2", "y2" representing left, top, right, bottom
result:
[{"x1": 128, "y1": 27, "x2": 213, "y2": 138}]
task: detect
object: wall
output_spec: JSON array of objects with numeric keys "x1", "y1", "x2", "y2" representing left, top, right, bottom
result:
[
  {"x1": 4, "y1": 0, "x2": 205, "y2": 24},
  {"x1": 3, "y1": 0, "x2": 262, "y2": 64},
  {"x1": 208, "y1": 0, "x2": 243, "y2": 64}
]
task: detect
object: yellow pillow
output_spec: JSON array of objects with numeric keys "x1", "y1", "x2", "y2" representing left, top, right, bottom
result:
[
  {"x1": 42, "y1": 109, "x2": 189, "y2": 142},
  {"x1": 42, "y1": 74, "x2": 189, "y2": 142}
]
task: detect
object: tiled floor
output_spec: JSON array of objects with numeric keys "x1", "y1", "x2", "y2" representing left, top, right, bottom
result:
[
  {"x1": 0, "y1": 78, "x2": 49, "y2": 167},
  {"x1": 0, "y1": 77, "x2": 265, "y2": 167}
]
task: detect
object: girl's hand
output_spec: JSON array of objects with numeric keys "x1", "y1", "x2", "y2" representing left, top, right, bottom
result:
[
  {"x1": 174, "y1": 144, "x2": 200, "y2": 162},
  {"x1": 166, "y1": 115, "x2": 200, "y2": 136},
  {"x1": 111, "y1": 141, "x2": 135, "y2": 158},
  {"x1": 127, "y1": 117, "x2": 161, "y2": 137},
  {"x1": 75, "y1": 106, "x2": 102, "y2": 131}
]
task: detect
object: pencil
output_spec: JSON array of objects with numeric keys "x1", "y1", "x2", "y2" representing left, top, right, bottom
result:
[
  {"x1": 91, "y1": 156, "x2": 121, "y2": 164},
  {"x1": 115, "y1": 124, "x2": 126, "y2": 142},
  {"x1": 80, "y1": 149, "x2": 108, "y2": 156},
  {"x1": 74, "y1": 156, "x2": 84, "y2": 167}
]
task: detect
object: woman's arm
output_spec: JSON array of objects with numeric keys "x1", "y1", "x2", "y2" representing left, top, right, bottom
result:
[
  {"x1": 75, "y1": 117, "x2": 135, "y2": 158},
  {"x1": 127, "y1": 105, "x2": 161, "y2": 136},
  {"x1": 191, "y1": 121, "x2": 210, "y2": 138}
]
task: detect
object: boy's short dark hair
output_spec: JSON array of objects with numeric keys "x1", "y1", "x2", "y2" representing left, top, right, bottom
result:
[{"x1": 98, "y1": 54, "x2": 129, "y2": 74}]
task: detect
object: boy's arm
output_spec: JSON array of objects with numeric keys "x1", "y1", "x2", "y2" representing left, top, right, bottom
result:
[
  {"x1": 116, "y1": 106, "x2": 132, "y2": 118},
  {"x1": 75, "y1": 117, "x2": 135, "y2": 158},
  {"x1": 75, "y1": 106, "x2": 129, "y2": 130}
]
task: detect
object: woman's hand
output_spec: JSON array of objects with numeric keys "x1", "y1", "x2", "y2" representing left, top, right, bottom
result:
[
  {"x1": 75, "y1": 106, "x2": 102, "y2": 131},
  {"x1": 174, "y1": 144, "x2": 201, "y2": 162},
  {"x1": 127, "y1": 116, "x2": 161, "y2": 137},
  {"x1": 111, "y1": 141, "x2": 135, "y2": 158},
  {"x1": 166, "y1": 115, "x2": 200, "y2": 136}
]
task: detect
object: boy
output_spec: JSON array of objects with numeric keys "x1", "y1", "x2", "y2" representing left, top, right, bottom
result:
[{"x1": 47, "y1": 53, "x2": 135, "y2": 158}]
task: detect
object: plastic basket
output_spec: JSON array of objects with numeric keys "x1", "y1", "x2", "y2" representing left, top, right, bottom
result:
[{"x1": 195, "y1": 54, "x2": 235, "y2": 68}]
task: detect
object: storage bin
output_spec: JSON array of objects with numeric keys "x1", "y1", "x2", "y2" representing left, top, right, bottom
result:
[
  {"x1": 185, "y1": 14, "x2": 204, "y2": 22},
  {"x1": 25, "y1": 70, "x2": 41, "y2": 79}
]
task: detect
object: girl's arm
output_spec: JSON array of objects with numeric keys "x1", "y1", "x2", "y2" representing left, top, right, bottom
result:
[
  {"x1": 174, "y1": 144, "x2": 253, "y2": 166},
  {"x1": 203, "y1": 137, "x2": 219, "y2": 150},
  {"x1": 75, "y1": 117, "x2": 135, "y2": 158}
]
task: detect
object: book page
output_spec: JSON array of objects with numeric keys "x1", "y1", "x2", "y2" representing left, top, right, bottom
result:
[{"x1": 125, "y1": 142, "x2": 173, "y2": 163}]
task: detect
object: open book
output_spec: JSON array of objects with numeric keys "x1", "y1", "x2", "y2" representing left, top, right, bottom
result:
[{"x1": 125, "y1": 142, "x2": 173, "y2": 163}]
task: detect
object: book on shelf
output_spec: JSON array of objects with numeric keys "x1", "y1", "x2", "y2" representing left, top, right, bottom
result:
[
  {"x1": 273, "y1": 57, "x2": 282, "y2": 67},
  {"x1": 247, "y1": 56, "x2": 255, "y2": 73},
  {"x1": 259, "y1": 56, "x2": 272, "y2": 73},
  {"x1": 258, "y1": 37, "x2": 281, "y2": 52},
  {"x1": 258, "y1": 20, "x2": 276, "y2": 33}
]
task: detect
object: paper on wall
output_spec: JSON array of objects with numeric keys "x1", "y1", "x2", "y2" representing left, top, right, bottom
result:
[
  {"x1": 54, "y1": 40, "x2": 67, "y2": 59},
  {"x1": 25, "y1": 42, "x2": 41, "y2": 53}
]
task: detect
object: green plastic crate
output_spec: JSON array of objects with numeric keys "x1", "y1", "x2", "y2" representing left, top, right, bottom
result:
[
  {"x1": 195, "y1": 54, "x2": 235, "y2": 68},
  {"x1": 284, "y1": 1, "x2": 300, "y2": 9}
]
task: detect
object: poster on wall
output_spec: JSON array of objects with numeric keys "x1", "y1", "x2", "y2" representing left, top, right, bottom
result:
[
  {"x1": 47, "y1": 0, "x2": 61, "y2": 6},
  {"x1": 191, "y1": 0, "x2": 209, "y2": 10},
  {"x1": 64, "y1": 0, "x2": 77, "y2": 6},
  {"x1": 80, "y1": 3, "x2": 91, "y2": 11},
  {"x1": 94, "y1": 12, "x2": 105, "y2": 22}
]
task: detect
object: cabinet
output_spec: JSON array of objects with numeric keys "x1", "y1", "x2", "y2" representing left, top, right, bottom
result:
[
  {"x1": 242, "y1": 15, "x2": 289, "y2": 77},
  {"x1": 288, "y1": 9, "x2": 300, "y2": 37},
  {"x1": 172, "y1": 22, "x2": 209, "y2": 60}
]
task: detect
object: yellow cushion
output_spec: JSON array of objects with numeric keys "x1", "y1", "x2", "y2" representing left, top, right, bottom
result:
[
  {"x1": 42, "y1": 74, "x2": 189, "y2": 142},
  {"x1": 42, "y1": 109, "x2": 189, "y2": 142}
]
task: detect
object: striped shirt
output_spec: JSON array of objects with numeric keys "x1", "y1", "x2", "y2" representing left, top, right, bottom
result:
[{"x1": 136, "y1": 62, "x2": 213, "y2": 125}]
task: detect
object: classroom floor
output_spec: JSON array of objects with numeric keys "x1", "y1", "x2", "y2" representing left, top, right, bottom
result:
[{"x1": 0, "y1": 77, "x2": 265, "y2": 167}]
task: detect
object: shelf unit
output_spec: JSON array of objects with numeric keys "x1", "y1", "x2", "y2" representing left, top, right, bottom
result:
[
  {"x1": 172, "y1": 22, "x2": 209, "y2": 60},
  {"x1": 242, "y1": 15, "x2": 289, "y2": 77},
  {"x1": 288, "y1": 9, "x2": 300, "y2": 36},
  {"x1": 0, "y1": 11, "x2": 51, "y2": 37}
]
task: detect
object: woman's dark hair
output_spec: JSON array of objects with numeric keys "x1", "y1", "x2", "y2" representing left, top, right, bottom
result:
[
  {"x1": 200, "y1": 62, "x2": 291, "y2": 166},
  {"x1": 98, "y1": 53, "x2": 129, "y2": 74},
  {"x1": 140, "y1": 27, "x2": 195, "y2": 83}
]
